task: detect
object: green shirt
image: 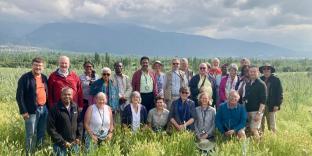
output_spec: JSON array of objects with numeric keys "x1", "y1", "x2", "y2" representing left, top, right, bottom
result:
[{"x1": 140, "y1": 72, "x2": 153, "y2": 93}]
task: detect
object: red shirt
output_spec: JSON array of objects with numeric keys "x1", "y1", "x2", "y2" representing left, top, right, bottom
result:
[
  {"x1": 209, "y1": 67, "x2": 222, "y2": 76},
  {"x1": 48, "y1": 70, "x2": 83, "y2": 108}
]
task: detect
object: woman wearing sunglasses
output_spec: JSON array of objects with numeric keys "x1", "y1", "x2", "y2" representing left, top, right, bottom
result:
[{"x1": 90, "y1": 67, "x2": 119, "y2": 116}]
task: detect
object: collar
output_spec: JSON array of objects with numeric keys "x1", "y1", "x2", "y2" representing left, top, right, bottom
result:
[
  {"x1": 227, "y1": 102, "x2": 238, "y2": 109},
  {"x1": 57, "y1": 68, "x2": 69, "y2": 77}
]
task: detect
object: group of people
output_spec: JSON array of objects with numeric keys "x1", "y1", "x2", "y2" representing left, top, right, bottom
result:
[{"x1": 16, "y1": 56, "x2": 283, "y2": 155}]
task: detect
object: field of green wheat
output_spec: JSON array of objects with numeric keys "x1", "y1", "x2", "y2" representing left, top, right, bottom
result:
[{"x1": 0, "y1": 67, "x2": 311, "y2": 156}]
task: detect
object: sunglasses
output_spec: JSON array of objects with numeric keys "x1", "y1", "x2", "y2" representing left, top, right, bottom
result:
[
  {"x1": 181, "y1": 91, "x2": 189, "y2": 94},
  {"x1": 172, "y1": 63, "x2": 179, "y2": 65},
  {"x1": 102, "y1": 73, "x2": 110, "y2": 76},
  {"x1": 200, "y1": 67, "x2": 206, "y2": 70}
]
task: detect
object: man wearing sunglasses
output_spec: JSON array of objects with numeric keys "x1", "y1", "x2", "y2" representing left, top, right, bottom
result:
[
  {"x1": 164, "y1": 58, "x2": 188, "y2": 109},
  {"x1": 259, "y1": 63, "x2": 283, "y2": 133}
]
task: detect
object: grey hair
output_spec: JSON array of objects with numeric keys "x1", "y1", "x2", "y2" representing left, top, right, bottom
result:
[
  {"x1": 180, "y1": 58, "x2": 188, "y2": 64},
  {"x1": 96, "y1": 92, "x2": 107, "y2": 100},
  {"x1": 59, "y1": 56, "x2": 70, "y2": 63},
  {"x1": 130, "y1": 91, "x2": 142, "y2": 104},
  {"x1": 101, "y1": 67, "x2": 112, "y2": 74},
  {"x1": 228, "y1": 63, "x2": 238, "y2": 71}
]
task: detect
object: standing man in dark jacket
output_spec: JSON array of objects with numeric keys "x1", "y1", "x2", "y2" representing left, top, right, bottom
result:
[
  {"x1": 244, "y1": 65, "x2": 267, "y2": 141},
  {"x1": 48, "y1": 87, "x2": 82, "y2": 155},
  {"x1": 260, "y1": 63, "x2": 283, "y2": 133},
  {"x1": 16, "y1": 57, "x2": 48, "y2": 154}
]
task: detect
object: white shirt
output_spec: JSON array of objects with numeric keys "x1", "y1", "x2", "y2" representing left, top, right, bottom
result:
[{"x1": 131, "y1": 104, "x2": 141, "y2": 132}]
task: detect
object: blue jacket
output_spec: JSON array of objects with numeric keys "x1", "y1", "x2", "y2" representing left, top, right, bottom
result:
[
  {"x1": 90, "y1": 78, "x2": 119, "y2": 111},
  {"x1": 121, "y1": 104, "x2": 148, "y2": 126},
  {"x1": 16, "y1": 71, "x2": 48, "y2": 114},
  {"x1": 168, "y1": 98, "x2": 196, "y2": 131},
  {"x1": 215, "y1": 102, "x2": 247, "y2": 134}
]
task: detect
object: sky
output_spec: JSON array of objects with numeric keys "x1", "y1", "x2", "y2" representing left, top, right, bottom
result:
[{"x1": 1, "y1": 0, "x2": 312, "y2": 51}]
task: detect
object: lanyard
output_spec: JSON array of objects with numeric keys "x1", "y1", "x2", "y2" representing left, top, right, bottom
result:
[
  {"x1": 96, "y1": 106, "x2": 105, "y2": 128},
  {"x1": 201, "y1": 107, "x2": 208, "y2": 127}
]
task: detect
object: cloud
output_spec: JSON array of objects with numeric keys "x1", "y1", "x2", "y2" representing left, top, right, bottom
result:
[{"x1": 0, "y1": 0, "x2": 311, "y2": 51}]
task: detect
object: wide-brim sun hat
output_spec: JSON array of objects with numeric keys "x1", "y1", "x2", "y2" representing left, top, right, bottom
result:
[{"x1": 259, "y1": 63, "x2": 276, "y2": 73}]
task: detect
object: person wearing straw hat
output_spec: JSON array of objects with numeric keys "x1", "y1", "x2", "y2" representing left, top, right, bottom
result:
[
  {"x1": 153, "y1": 60, "x2": 166, "y2": 97},
  {"x1": 259, "y1": 63, "x2": 283, "y2": 133}
]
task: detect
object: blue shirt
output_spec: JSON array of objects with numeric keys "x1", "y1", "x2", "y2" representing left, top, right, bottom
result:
[{"x1": 215, "y1": 102, "x2": 247, "y2": 133}]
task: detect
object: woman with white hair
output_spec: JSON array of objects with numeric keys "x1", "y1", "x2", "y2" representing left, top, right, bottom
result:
[
  {"x1": 121, "y1": 91, "x2": 148, "y2": 132},
  {"x1": 218, "y1": 63, "x2": 239, "y2": 108},
  {"x1": 84, "y1": 92, "x2": 113, "y2": 151},
  {"x1": 90, "y1": 67, "x2": 119, "y2": 113}
]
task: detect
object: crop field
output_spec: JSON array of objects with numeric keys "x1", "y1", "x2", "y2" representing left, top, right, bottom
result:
[{"x1": 0, "y1": 66, "x2": 311, "y2": 156}]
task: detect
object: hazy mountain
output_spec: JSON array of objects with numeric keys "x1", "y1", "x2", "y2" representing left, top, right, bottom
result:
[{"x1": 1, "y1": 22, "x2": 306, "y2": 57}]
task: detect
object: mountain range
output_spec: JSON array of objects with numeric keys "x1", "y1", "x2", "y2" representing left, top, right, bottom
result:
[{"x1": 0, "y1": 22, "x2": 308, "y2": 57}]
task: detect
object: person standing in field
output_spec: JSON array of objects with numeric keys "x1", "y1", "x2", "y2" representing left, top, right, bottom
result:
[
  {"x1": 16, "y1": 57, "x2": 48, "y2": 154},
  {"x1": 79, "y1": 61, "x2": 99, "y2": 121},
  {"x1": 218, "y1": 64, "x2": 239, "y2": 107},
  {"x1": 259, "y1": 63, "x2": 283, "y2": 133},
  {"x1": 163, "y1": 58, "x2": 188, "y2": 109},
  {"x1": 236, "y1": 65, "x2": 250, "y2": 105},
  {"x1": 215, "y1": 90, "x2": 247, "y2": 140},
  {"x1": 153, "y1": 60, "x2": 165, "y2": 97},
  {"x1": 180, "y1": 58, "x2": 194, "y2": 83},
  {"x1": 209, "y1": 58, "x2": 222, "y2": 79},
  {"x1": 48, "y1": 56, "x2": 83, "y2": 111},
  {"x1": 131, "y1": 56, "x2": 158, "y2": 112},
  {"x1": 189, "y1": 63, "x2": 216, "y2": 107},
  {"x1": 90, "y1": 67, "x2": 119, "y2": 122},
  {"x1": 243, "y1": 65, "x2": 267, "y2": 140},
  {"x1": 112, "y1": 62, "x2": 132, "y2": 111},
  {"x1": 48, "y1": 87, "x2": 83, "y2": 155}
]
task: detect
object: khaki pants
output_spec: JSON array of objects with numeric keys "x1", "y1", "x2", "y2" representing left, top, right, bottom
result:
[{"x1": 261, "y1": 109, "x2": 276, "y2": 132}]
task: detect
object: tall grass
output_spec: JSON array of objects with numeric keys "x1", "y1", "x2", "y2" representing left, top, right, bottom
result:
[{"x1": 0, "y1": 68, "x2": 311, "y2": 155}]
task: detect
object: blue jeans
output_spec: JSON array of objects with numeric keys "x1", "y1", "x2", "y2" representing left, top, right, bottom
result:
[
  {"x1": 53, "y1": 143, "x2": 79, "y2": 156},
  {"x1": 25, "y1": 105, "x2": 48, "y2": 153}
]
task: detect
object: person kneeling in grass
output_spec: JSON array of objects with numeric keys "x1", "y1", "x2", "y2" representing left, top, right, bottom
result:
[
  {"x1": 215, "y1": 90, "x2": 247, "y2": 139},
  {"x1": 84, "y1": 92, "x2": 114, "y2": 152}
]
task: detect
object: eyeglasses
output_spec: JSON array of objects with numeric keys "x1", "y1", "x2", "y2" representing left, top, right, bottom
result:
[
  {"x1": 181, "y1": 91, "x2": 189, "y2": 94},
  {"x1": 200, "y1": 67, "x2": 206, "y2": 70},
  {"x1": 263, "y1": 67, "x2": 271, "y2": 70},
  {"x1": 102, "y1": 73, "x2": 110, "y2": 76},
  {"x1": 172, "y1": 63, "x2": 179, "y2": 65}
]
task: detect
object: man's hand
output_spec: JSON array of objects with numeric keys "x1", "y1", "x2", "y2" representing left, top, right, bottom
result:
[
  {"x1": 254, "y1": 113, "x2": 262, "y2": 122},
  {"x1": 64, "y1": 141, "x2": 72, "y2": 148},
  {"x1": 91, "y1": 134, "x2": 98, "y2": 142},
  {"x1": 75, "y1": 139, "x2": 81, "y2": 145},
  {"x1": 273, "y1": 106, "x2": 279, "y2": 112},
  {"x1": 225, "y1": 130, "x2": 235, "y2": 137},
  {"x1": 22, "y1": 113, "x2": 30, "y2": 120},
  {"x1": 106, "y1": 132, "x2": 113, "y2": 141}
]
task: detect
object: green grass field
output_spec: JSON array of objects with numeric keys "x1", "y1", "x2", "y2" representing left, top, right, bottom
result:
[{"x1": 0, "y1": 67, "x2": 311, "y2": 155}]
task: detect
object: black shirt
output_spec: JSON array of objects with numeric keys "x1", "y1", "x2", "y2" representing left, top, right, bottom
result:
[{"x1": 244, "y1": 78, "x2": 267, "y2": 112}]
